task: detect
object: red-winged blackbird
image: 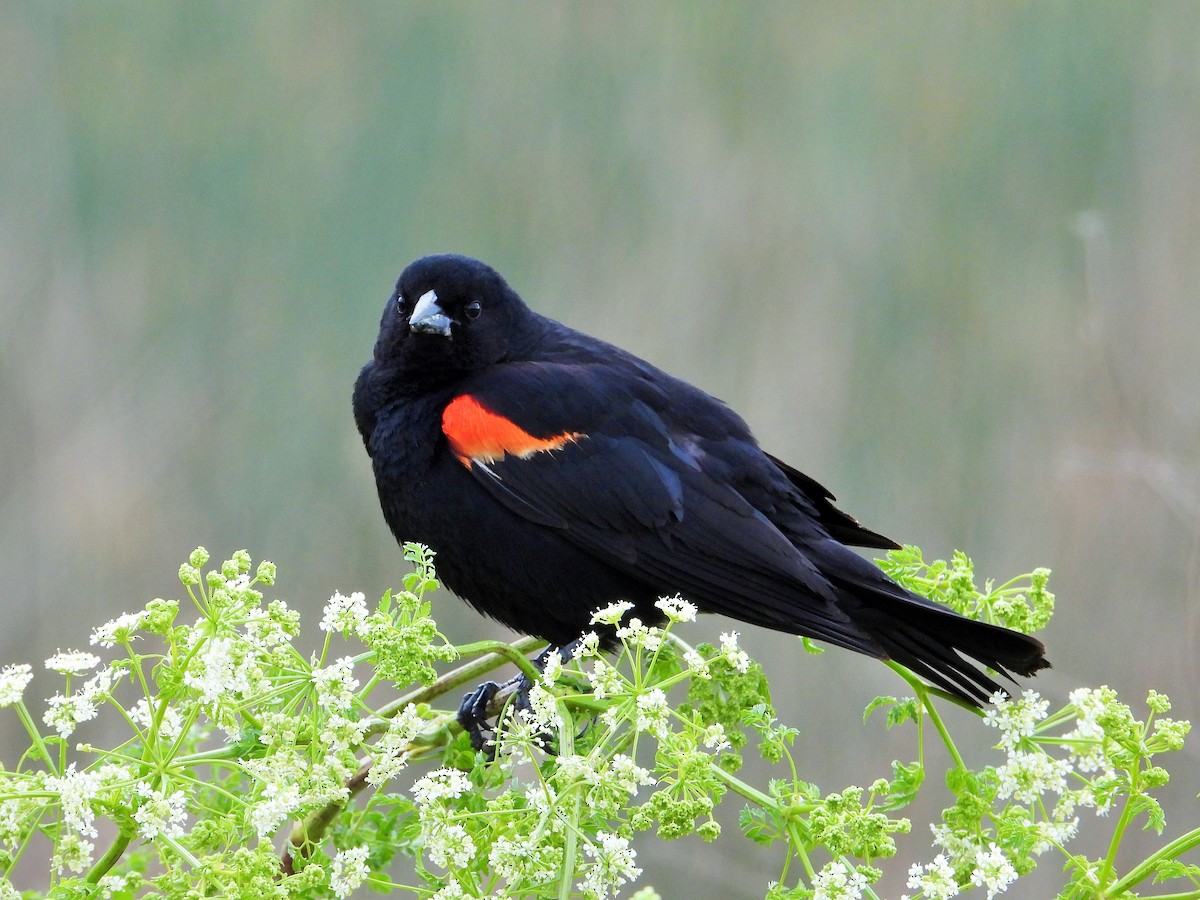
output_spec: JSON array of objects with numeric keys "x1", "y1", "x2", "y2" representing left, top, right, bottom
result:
[{"x1": 354, "y1": 254, "x2": 1049, "y2": 726}]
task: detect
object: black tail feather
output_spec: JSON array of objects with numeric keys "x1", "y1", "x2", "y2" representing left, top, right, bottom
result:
[{"x1": 866, "y1": 598, "x2": 1049, "y2": 707}]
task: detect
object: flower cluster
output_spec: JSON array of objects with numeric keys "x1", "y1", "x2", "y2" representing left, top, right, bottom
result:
[
  {"x1": 811, "y1": 860, "x2": 871, "y2": 900},
  {"x1": 42, "y1": 763, "x2": 133, "y2": 873},
  {"x1": 320, "y1": 590, "x2": 371, "y2": 636},
  {"x1": 901, "y1": 682, "x2": 1191, "y2": 898},
  {"x1": 0, "y1": 664, "x2": 33, "y2": 707},
  {"x1": 580, "y1": 832, "x2": 641, "y2": 900},
  {"x1": 2, "y1": 543, "x2": 1197, "y2": 900},
  {"x1": 330, "y1": 844, "x2": 370, "y2": 898},
  {"x1": 133, "y1": 782, "x2": 188, "y2": 841},
  {"x1": 42, "y1": 664, "x2": 119, "y2": 739}
]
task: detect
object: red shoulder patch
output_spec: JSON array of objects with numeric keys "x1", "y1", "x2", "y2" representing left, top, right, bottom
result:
[{"x1": 442, "y1": 394, "x2": 585, "y2": 467}]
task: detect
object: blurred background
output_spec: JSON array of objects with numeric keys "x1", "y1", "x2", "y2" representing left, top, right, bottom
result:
[{"x1": 2, "y1": 2, "x2": 1198, "y2": 896}]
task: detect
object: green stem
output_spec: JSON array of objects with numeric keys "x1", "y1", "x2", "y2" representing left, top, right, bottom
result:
[
  {"x1": 707, "y1": 759, "x2": 783, "y2": 809},
  {"x1": 790, "y1": 828, "x2": 816, "y2": 880},
  {"x1": 452, "y1": 638, "x2": 546, "y2": 681},
  {"x1": 1108, "y1": 826, "x2": 1200, "y2": 894},
  {"x1": 372, "y1": 636, "x2": 544, "y2": 725},
  {"x1": 85, "y1": 827, "x2": 133, "y2": 884},
  {"x1": 923, "y1": 693, "x2": 966, "y2": 770},
  {"x1": 886, "y1": 662, "x2": 969, "y2": 769},
  {"x1": 358, "y1": 669, "x2": 384, "y2": 702},
  {"x1": 14, "y1": 702, "x2": 56, "y2": 773},
  {"x1": 1099, "y1": 763, "x2": 1140, "y2": 888},
  {"x1": 556, "y1": 700, "x2": 578, "y2": 900},
  {"x1": 159, "y1": 831, "x2": 202, "y2": 868},
  {"x1": 175, "y1": 745, "x2": 244, "y2": 765}
]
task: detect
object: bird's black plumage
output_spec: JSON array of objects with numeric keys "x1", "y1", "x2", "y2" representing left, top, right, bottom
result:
[{"x1": 353, "y1": 254, "x2": 1049, "y2": 706}]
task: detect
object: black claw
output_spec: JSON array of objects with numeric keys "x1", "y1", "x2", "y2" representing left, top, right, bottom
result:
[
  {"x1": 456, "y1": 672, "x2": 536, "y2": 754},
  {"x1": 457, "y1": 642, "x2": 588, "y2": 757},
  {"x1": 457, "y1": 680, "x2": 502, "y2": 752}
]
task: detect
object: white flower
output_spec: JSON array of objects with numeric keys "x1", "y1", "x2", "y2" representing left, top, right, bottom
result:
[
  {"x1": 320, "y1": 711, "x2": 368, "y2": 756},
  {"x1": 682, "y1": 648, "x2": 710, "y2": 678},
  {"x1": 243, "y1": 751, "x2": 311, "y2": 840},
  {"x1": 411, "y1": 768, "x2": 473, "y2": 806},
  {"x1": 634, "y1": 689, "x2": 669, "y2": 737},
  {"x1": 556, "y1": 753, "x2": 600, "y2": 785},
  {"x1": 616, "y1": 618, "x2": 663, "y2": 651},
  {"x1": 182, "y1": 637, "x2": 253, "y2": 706},
  {"x1": 607, "y1": 753, "x2": 655, "y2": 796},
  {"x1": 46, "y1": 763, "x2": 129, "y2": 840},
  {"x1": 311, "y1": 656, "x2": 360, "y2": 711},
  {"x1": 321, "y1": 591, "x2": 370, "y2": 637},
  {"x1": 523, "y1": 782, "x2": 559, "y2": 819},
  {"x1": 330, "y1": 844, "x2": 370, "y2": 898},
  {"x1": 580, "y1": 832, "x2": 641, "y2": 900},
  {"x1": 367, "y1": 704, "x2": 425, "y2": 787},
  {"x1": 429, "y1": 880, "x2": 467, "y2": 900},
  {"x1": 540, "y1": 651, "x2": 564, "y2": 687},
  {"x1": 588, "y1": 658, "x2": 626, "y2": 699},
  {"x1": 45, "y1": 650, "x2": 102, "y2": 676},
  {"x1": 248, "y1": 780, "x2": 302, "y2": 840},
  {"x1": 0, "y1": 799, "x2": 27, "y2": 852},
  {"x1": 1064, "y1": 686, "x2": 1113, "y2": 772},
  {"x1": 133, "y1": 783, "x2": 187, "y2": 840},
  {"x1": 982, "y1": 689, "x2": 1048, "y2": 749},
  {"x1": 127, "y1": 699, "x2": 184, "y2": 742},
  {"x1": 96, "y1": 872, "x2": 139, "y2": 898},
  {"x1": 719, "y1": 632, "x2": 750, "y2": 673},
  {"x1": 487, "y1": 835, "x2": 527, "y2": 878},
  {"x1": 245, "y1": 602, "x2": 297, "y2": 653},
  {"x1": 813, "y1": 860, "x2": 869, "y2": 900},
  {"x1": 304, "y1": 762, "x2": 353, "y2": 809},
  {"x1": 930, "y1": 823, "x2": 978, "y2": 867},
  {"x1": 258, "y1": 710, "x2": 299, "y2": 746},
  {"x1": 425, "y1": 822, "x2": 476, "y2": 870},
  {"x1": 90, "y1": 611, "x2": 148, "y2": 648},
  {"x1": 523, "y1": 683, "x2": 562, "y2": 734},
  {"x1": 906, "y1": 855, "x2": 959, "y2": 899},
  {"x1": 44, "y1": 691, "x2": 100, "y2": 739},
  {"x1": 1031, "y1": 813, "x2": 1079, "y2": 855},
  {"x1": 701, "y1": 723, "x2": 731, "y2": 751},
  {"x1": 574, "y1": 631, "x2": 602, "y2": 658},
  {"x1": 52, "y1": 831, "x2": 94, "y2": 874},
  {"x1": 970, "y1": 843, "x2": 1017, "y2": 898},
  {"x1": 655, "y1": 595, "x2": 696, "y2": 623},
  {"x1": 0, "y1": 664, "x2": 33, "y2": 708},
  {"x1": 995, "y1": 749, "x2": 1071, "y2": 803},
  {"x1": 591, "y1": 601, "x2": 635, "y2": 626}
]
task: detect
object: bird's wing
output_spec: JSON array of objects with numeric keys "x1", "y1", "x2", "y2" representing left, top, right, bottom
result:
[{"x1": 441, "y1": 362, "x2": 883, "y2": 654}]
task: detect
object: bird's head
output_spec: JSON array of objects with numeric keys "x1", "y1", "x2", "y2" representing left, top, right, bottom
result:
[{"x1": 372, "y1": 254, "x2": 529, "y2": 378}]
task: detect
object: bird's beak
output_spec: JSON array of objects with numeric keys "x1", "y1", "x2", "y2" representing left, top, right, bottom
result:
[{"x1": 409, "y1": 289, "x2": 453, "y2": 337}]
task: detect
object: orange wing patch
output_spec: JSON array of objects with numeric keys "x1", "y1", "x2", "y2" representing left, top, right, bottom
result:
[{"x1": 442, "y1": 394, "x2": 585, "y2": 467}]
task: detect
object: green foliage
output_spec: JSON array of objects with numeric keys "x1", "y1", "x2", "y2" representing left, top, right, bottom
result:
[{"x1": 0, "y1": 546, "x2": 1195, "y2": 899}]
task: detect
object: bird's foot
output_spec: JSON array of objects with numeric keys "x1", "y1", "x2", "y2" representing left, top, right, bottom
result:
[
  {"x1": 457, "y1": 672, "x2": 532, "y2": 754},
  {"x1": 457, "y1": 641, "x2": 588, "y2": 755}
]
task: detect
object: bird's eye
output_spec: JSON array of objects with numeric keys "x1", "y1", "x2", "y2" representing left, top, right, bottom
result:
[
  {"x1": 396, "y1": 293, "x2": 410, "y2": 313},
  {"x1": 464, "y1": 300, "x2": 482, "y2": 321}
]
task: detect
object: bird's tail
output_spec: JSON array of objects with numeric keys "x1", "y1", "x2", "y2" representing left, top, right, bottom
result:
[
  {"x1": 862, "y1": 592, "x2": 1049, "y2": 706},
  {"x1": 821, "y1": 548, "x2": 1050, "y2": 707}
]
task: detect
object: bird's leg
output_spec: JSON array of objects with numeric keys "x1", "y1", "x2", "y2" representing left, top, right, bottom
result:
[
  {"x1": 457, "y1": 673, "x2": 525, "y2": 753},
  {"x1": 457, "y1": 640, "x2": 584, "y2": 754}
]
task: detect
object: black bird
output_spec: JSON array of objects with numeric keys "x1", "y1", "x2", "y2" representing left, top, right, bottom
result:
[{"x1": 353, "y1": 255, "x2": 1049, "y2": 737}]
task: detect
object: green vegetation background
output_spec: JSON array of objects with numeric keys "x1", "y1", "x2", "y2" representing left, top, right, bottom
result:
[{"x1": 2, "y1": 3, "x2": 1198, "y2": 896}]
